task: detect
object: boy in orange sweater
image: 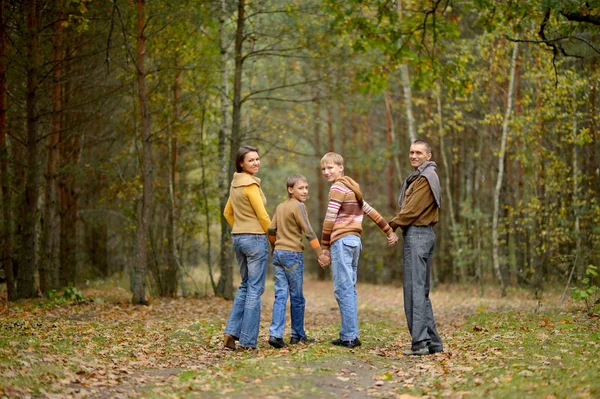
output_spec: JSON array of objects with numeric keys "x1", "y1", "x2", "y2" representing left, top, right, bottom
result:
[{"x1": 267, "y1": 174, "x2": 325, "y2": 348}]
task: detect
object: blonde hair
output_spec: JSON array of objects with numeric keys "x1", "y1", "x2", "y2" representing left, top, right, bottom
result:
[{"x1": 320, "y1": 152, "x2": 344, "y2": 167}]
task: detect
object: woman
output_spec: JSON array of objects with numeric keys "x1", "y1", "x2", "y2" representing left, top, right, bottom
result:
[{"x1": 223, "y1": 145, "x2": 271, "y2": 350}]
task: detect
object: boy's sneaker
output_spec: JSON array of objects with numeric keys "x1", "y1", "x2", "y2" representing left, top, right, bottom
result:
[
  {"x1": 268, "y1": 336, "x2": 288, "y2": 348},
  {"x1": 331, "y1": 338, "x2": 361, "y2": 348},
  {"x1": 290, "y1": 336, "x2": 315, "y2": 345}
]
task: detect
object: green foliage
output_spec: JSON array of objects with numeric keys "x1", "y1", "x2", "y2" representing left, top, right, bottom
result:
[
  {"x1": 44, "y1": 285, "x2": 88, "y2": 305},
  {"x1": 571, "y1": 265, "x2": 600, "y2": 314}
]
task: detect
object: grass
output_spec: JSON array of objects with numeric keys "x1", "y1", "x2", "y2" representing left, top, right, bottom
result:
[{"x1": 1, "y1": 281, "x2": 598, "y2": 398}]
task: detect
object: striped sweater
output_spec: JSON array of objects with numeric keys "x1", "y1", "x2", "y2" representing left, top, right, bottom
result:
[{"x1": 321, "y1": 176, "x2": 391, "y2": 249}]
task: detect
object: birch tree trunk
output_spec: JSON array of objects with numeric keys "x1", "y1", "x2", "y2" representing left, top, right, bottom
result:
[
  {"x1": 492, "y1": 42, "x2": 519, "y2": 297},
  {"x1": 216, "y1": 0, "x2": 235, "y2": 299},
  {"x1": 17, "y1": 0, "x2": 40, "y2": 299},
  {"x1": 132, "y1": 0, "x2": 153, "y2": 305},
  {"x1": 396, "y1": 2, "x2": 416, "y2": 143}
]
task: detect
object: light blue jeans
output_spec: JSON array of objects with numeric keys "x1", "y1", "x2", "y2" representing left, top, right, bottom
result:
[
  {"x1": 224, "y1": 234, "x2": 269, "y2": 348},
  {"x1": 330, "y1": 234, "x2": 362, "y2": 341},
  {"x1": 269, "y1": 250, "x2": 306, "y2": 340}
]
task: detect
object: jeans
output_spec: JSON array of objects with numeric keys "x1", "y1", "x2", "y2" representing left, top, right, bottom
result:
[
  {"x1": 330, "y1": 234, "x2": 362, "y2": 341},
  {"x1": 402, "y1": 225, "x2": 443, "y2": 352},
  {"x1": 224, "y1": 234, "x2": 269, "y2": 348},
  {"x1": 269, "y1": 250, "x2": 306, "y2": 340}
]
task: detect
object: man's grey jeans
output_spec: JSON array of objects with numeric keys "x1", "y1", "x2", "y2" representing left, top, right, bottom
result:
[{"x1": 402, "y1": 225, "x2": 443, "y2": 352}]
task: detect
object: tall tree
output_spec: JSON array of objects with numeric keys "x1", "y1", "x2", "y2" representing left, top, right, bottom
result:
[
  {"x1": 131, "y1": 0, "x2": 153, "y2": 305},
  {"x1": 0, "y1": 0, "x2": 15, "y2": 301},
  {"x1": 16, "y1": 0, "x2": 40, "y2": 299},
  {"x1": 40, "y1": 1, "x2": 63, "y2": 293},
  {"x1": 492, "y1": 41, "x2": 519, "y2": 297},
  {"x1": 216, "y1": 0, "x2": 234, "y2": 300}
]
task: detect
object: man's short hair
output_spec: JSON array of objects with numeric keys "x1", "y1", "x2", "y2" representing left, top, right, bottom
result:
[
  {"x1": 287, "y1": 174, "x2": 307, "y2": 197},
  {"x1": 320, "y1": 152, "x2": 344, "y2": 166},
  {"x1": 412, "y1": 139, "x2": 432, "y2": 154}
]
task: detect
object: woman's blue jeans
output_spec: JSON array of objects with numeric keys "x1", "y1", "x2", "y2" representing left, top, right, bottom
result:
[
  {"x1": 224, "y1": 234, "x2": 269, "y2": 348},
  {"x1": 269, "y1": 250, "x2": 306, "y2": 340},
  {"x1": 330, "y1": 234, "x2": 362, "y2": 341}
]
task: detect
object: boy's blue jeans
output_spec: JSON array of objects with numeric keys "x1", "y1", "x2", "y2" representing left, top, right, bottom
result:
[
  {"x1": 269, "y1": 250, "x2": 307, "y2": 340},
  {"x1": 225, "y1": 234, "x2": 269, "y2": 348},
  {"x1": 330, "y1": 234, "x2": 362, "y2": 341}
]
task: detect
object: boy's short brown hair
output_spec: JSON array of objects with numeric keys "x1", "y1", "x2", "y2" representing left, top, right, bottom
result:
[
  {"x1": 320, "y1": 152, "x2": 344, "y2": 166},
  {"x1": 286, "y1": 174, "x2": 308, "y2": 197}
]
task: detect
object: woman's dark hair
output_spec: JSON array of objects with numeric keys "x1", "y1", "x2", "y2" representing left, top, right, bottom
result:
[{"x1": 235, "y1": 145, "x2": 259, "y2": 173}]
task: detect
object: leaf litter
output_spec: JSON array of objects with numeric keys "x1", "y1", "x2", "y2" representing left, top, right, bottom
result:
[{"x1": 0, "y1": 281, "x2": 598, "y2": 398}]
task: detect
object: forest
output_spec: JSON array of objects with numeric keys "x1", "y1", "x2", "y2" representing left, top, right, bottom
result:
[{"x1": 0, "y1": 0, "x2": 599, "y2": 305}]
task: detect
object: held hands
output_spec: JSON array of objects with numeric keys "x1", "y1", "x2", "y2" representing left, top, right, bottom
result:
[
  {"x1": 318, "y1": 250, "x2": 331, "y2": 268},
  {"x1": 387, "y1": 231, "x2": 399, "y2": 247}
]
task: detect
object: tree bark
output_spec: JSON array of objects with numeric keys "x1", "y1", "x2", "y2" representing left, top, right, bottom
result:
[
  {"x1": 40, "y1": 3, "x2": 63, "y2": 293},
  {"x1": 0, "y1": 0, "x2": 15, "y2": 301},
  {"x1": 131, "y1": 0, "x2": 152, "y2": 305},
  {"x1": 162, "y1": 64, "x2": 181, "y2": 297},
  {"x1": 17, "y1": 0, "x2": 40, "y2": 299},
  {"x1": 435, "y1": 84, "x2": 462, "y2": 281},
  {"x1": 314, "y1": 99, "x2": 325, "y2": 280},
  {"x1": 216, "y1": 0, "x2": 235, "y2": 300},
  {"x1": 492, "y1": 42, "x2": 519, "y2": 297},
  {"x1": 58, "y1": 41, "x2": 78, "y2": 289}
]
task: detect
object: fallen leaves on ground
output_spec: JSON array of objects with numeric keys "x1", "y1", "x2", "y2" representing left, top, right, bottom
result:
[{"x1": 0, "y1": 281, "x2": 598, "y2": 398}]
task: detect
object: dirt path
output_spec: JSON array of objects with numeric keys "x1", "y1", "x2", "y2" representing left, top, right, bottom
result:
[{"x1": 71, "y1": 280, "x2": 547, "y2": 399}]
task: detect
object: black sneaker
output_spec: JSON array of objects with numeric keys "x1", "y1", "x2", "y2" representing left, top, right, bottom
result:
[
  {"x1": 290, "y1": 336, "x2": 315, "y2": 345},
  {"x1": 268, "y1": 336, "x2": 288, "y2": 348},
  {"x1": 331, "y1": 338, "x2": 362, "y2": 348}
]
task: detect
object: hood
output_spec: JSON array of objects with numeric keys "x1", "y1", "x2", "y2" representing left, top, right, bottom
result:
[{"x1": 335, "y1": 176, "x2": 363, "y2": 204}]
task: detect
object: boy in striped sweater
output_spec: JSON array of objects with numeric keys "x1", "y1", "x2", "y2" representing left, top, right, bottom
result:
[
  {"x1": 267, "y1": 174, "x2": 324, "y2": 348},
  {"x1": 318, "y1": 152, "x2": 399, "y2": 348}
]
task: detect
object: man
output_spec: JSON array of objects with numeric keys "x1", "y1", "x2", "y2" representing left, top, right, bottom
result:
[{"x1": 390, "y1": 139, "x2": 443, "y2": 356}]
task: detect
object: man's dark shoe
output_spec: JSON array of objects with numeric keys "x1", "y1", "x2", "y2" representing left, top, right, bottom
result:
[
  {"x1": 429, "y1": 346, "x2": 443, "y2": 354},
  {"x1": 290, "y1": 336, "x2": 316, "y2": 345},
  {"x1": 403, "y1": 346, "x2": 429, "y2": 356},
  {"x1": 331, "y1": 338, "x2": 361, "y2": 348},
  {"x1": 268, "y1": 336, "x2": 288, "y2": 349}
]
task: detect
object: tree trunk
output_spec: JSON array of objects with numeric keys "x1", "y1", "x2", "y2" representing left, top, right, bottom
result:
[
  {"x1": 327, "y1": 105, "x2": 334, "y2": 151},
  {"x1": 131, "y1": 0, "x2": 152, "y2": 305},
  {"x1": 435, "y1": 84, "x2": 462, "y2": 281},
  {"x1": 58, "y1": 42, "x2": 78, "y2": 289},
  {"x1": 314, "y1": 99, "x2": 325, "y2": 280},
  {"x1": 492, "y1": 42, "x2": 519, "y2": 297},
  {"x1": 17, "y1": 0, "x2": 40, "y2": 299},
  {"x1": 162, "y1": 65, "x2": 181, "y2": 297},
  {"x1": 0, "y1": 0, "x2": 15, "y2": 301},
  {"x1": 40, "y1": 4, "x2": 63, "y2": 293},
  {"x1": 216, "y1": 0, "x2": 235, "y2": 300}
]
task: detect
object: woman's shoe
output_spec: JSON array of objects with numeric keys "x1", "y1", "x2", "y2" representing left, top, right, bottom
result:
[{"x1": 224, "y1": 334, "x2": 237, "y2": 350}]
